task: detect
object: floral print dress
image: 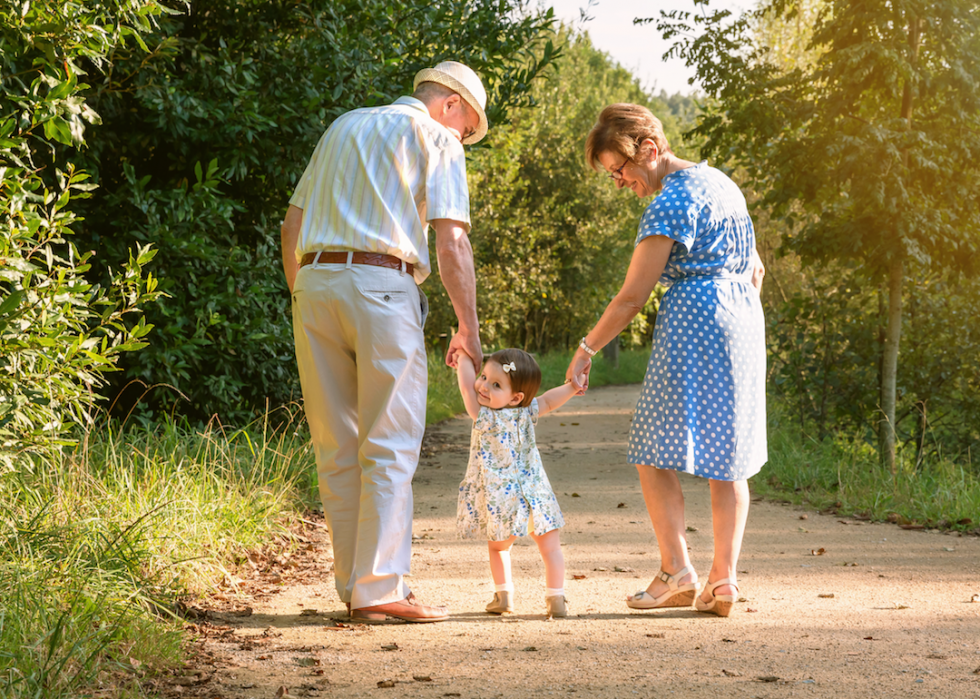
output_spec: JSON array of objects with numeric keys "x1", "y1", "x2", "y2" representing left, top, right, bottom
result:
[{"x1": 457, "y1": 398, "x2": 565, "y2": 542}]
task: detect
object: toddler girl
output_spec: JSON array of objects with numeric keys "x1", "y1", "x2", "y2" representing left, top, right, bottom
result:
[{"x1": 453, "y1": 348, "x2": 585, "y2": 617}]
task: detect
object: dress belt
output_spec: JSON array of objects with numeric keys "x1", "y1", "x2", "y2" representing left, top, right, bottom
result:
[{"x1": 299, "y1": 251, "x2": 413, "y2": 276}]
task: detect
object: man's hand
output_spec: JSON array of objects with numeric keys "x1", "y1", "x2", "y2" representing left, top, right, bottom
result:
[
  {"x1": 447, "y1": 330, "x2": 482, "y2": 373},
  {"x1": 281, "y1": 205, "x2": 304, "y2": 293},
  {"x1": 751, "y1": 248, "x2": 765, "y2": 292}
]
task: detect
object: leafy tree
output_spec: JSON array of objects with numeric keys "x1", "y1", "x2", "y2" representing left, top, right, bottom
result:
[
  {"x1": 72, "y1": 0, "x2": 560, "y2": 421},
  {"x1": 0, "y1": 0, "x2": 165, "y2": 462},
  {"x1": 424, "y1": 29, "x2": 696, "y2": 353},
  {"x1": 654, "y1": 0, "x2": 980, "y2": 470}
]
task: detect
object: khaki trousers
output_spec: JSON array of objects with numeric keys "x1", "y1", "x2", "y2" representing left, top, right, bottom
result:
[{"x1": 291, "y1": 261, "x2": 427, "y2": 609}]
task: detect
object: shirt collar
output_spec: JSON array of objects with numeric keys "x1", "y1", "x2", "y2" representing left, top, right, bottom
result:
[{"x1": 394, "y1": 96, "x2": 428, "y2": 114}]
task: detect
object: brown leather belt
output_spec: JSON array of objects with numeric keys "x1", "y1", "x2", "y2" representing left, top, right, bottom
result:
[{"x1": 300, "y1": 251, "x2": 413, "y2": 275}]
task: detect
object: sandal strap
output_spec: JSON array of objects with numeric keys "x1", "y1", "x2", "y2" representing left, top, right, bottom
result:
[
  {"x1": 704, "y1": 578, "x2": 738, "y2": 594},
  {"x1": 656, "y1": 565, "x2": 696, "y2": 591}
]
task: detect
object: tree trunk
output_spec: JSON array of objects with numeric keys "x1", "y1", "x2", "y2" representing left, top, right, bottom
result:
[
  {"x1": 880, "y1": 258, "x2": 903, "y2": 474},
  {"x1": 602, "y1": 336, "x2": 620, "y2": 368}
]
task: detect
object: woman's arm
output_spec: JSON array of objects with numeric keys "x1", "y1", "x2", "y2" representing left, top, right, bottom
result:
[
  {"x1": 566, "y1": 235, "x2": 675, "y2": 388},
  {"x1": 455, "y1": 350, "x2": 482, "y2": 420}
]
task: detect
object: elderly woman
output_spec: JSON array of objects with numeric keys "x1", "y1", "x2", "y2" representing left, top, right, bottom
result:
[{"x1": 567, "y1": 104, "x2": 766, "y2": 617}]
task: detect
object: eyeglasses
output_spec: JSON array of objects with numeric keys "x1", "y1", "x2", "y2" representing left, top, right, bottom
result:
[{"x1": 608, "y1": 155, "x2": 630, "y2": 180}]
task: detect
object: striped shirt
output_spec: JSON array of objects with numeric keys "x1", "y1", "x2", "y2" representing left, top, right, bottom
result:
[{"x1": 289, "y1": 96, "x2": 470, "y2": 283}]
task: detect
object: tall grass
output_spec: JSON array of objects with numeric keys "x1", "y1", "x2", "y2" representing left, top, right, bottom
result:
[
  {"x1": 751, "y1": 403, "x2": 980, "y2": 530},
  {"x1": 0, "y1": 408, "x2": 315, "y2": 698}
]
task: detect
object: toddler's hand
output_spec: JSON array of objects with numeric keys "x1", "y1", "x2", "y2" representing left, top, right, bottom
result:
[
  {"x1": 449, "y1": 348, "x2": 469, "y2": 369},
  {"x1": 574, "y1": 372, "x2": 588, "y2": 395}
]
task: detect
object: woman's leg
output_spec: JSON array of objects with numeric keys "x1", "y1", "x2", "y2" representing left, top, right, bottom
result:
[
  {"x1": 488, "y1": 536, "x2": 517, "y2": 587},
  {"x1": 701, "y1": 479, "x2": 750, "y2": 601},
  {"x1": 529, "y1": 529, "x2": 564, "y2": 589},
  {"x1": 636, "y1": 464, "x2": 697, "y2": 596}
]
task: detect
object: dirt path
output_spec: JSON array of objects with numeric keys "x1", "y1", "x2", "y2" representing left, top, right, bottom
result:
[{"x1": 162, "y1": 385, "x2": 980, "y2": 699}]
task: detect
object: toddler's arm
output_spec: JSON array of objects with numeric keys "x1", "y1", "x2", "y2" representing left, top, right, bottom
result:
[
  {"x1": 454, "y1": 350, "x2": 482, "y2": 420},
  {"x1": 536, "y1": 373, "x2": 587, "y2": 417}
]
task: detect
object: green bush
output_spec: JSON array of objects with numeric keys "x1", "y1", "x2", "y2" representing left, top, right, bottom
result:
[
  {"x1": 72, "y1": 0, "x2": 561, "y2": 422},
  {"x1": 0, "y1": 0, "x2": 165, "y2": 462}
]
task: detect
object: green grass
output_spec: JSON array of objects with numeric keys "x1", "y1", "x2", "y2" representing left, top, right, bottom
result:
[
  {"x1": 751, "y1": 404, "x2": 980, "y2": 531},
  {"x1": 425, "y1": 346, "x2": 651, "y2": 424},
  {"x1": 0, "y1": 408, "x2": 316, "y2": 698}
]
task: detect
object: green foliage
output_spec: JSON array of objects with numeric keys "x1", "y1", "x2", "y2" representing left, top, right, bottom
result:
[
  {"x1": 653, "y1": 0, "x2": 980, "y2": 465},
  {"x1": 424, "y1": 30, "x2": 696, "y2": 352},
  {"x1": 72, "y1": 0, "x2": 561, "y2": 421},
  {"x1": 0, "y1": 0, "x2": 167, "y2": 460}
]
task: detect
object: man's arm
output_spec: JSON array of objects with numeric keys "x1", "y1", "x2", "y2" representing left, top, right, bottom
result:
[
  {"x1": 432, "y1": 218, "x2": 482, "y2": 370},
  {"x1": 281, "y1": 205, "x2": 304, "y2": 293}
]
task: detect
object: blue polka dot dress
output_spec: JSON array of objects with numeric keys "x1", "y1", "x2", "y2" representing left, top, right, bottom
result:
[{"x1": 627, "y1": 162, "x2": 767, "y2": 481}]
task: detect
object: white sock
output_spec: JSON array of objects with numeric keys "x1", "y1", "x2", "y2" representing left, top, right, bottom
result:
[
  {"x1": 545, "y1": 587, "x2": 564, "y2": 598},
  {"x1": 495, "y1": 583, "x2": 514, "y2": 593}
]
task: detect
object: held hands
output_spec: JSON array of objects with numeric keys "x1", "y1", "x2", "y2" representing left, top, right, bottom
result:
[
  {"x1": 445, "y1": 330, "x2": 483, "y2": 373},
  {"x1": 565, "y1": 349, "x2": 593, "y2": 393}
]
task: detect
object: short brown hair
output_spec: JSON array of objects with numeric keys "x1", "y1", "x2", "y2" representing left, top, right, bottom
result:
[
  {"x1": 584, "y1": 103, "x2": 671, "y2": 172},
  {"x1": 486, "y1": 349, "x2": 541, "y2": 408}
]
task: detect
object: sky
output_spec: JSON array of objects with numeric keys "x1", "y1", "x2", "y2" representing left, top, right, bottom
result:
[{"x1": 543, "y1": 0, "x2": 753, "y2": 96}]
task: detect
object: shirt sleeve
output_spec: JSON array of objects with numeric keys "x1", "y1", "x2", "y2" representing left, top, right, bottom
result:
[
  {"x1": 423, "y1": 129, "x2": 470, "y2": 226},
  {"x1": 634, "y1": 181, "x2": 698, "y2": 254}
]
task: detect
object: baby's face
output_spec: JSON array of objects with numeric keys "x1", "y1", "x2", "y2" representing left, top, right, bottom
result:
[{"x1": 474, "y1": 361, "x2": 523, "y2": 410}]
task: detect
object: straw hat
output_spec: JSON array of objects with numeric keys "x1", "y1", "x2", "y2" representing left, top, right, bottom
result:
[{"x1": 413, "y1": 61, "x2": 488, "y2": 144}]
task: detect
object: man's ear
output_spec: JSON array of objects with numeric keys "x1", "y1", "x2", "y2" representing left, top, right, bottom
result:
[
  {"x1": 508, "y1": 391, "x2": 525, "y2": 407},
  {"x1": 443, "y1": 93, "x2": 462, "y2": 114}
]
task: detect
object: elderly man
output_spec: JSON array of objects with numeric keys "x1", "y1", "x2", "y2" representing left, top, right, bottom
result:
[{"x1": 280, "y1": 61, "x2": 487, "y2": 623}]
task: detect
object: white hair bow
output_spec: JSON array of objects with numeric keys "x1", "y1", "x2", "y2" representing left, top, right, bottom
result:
[{"x1": 501, "y1": 361, "x2": 517, "y2": 373}]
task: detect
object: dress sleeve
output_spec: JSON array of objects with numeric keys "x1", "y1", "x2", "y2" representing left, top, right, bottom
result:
[
  {"x1": 634, "y1": 180, "x2": 698, "y2": 255},
  {"x1": 529, "y1": 398, "x2": 539, "y2": 425},
  {"x1": 473, "y1": 407, "x2": 497, "y2": 433}
]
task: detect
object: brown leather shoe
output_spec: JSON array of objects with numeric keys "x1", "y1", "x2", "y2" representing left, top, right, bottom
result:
[{"x1": 350, "y1": 593, "x2": 449, "y2": 624}]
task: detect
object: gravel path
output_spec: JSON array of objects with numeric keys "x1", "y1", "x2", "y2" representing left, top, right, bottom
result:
[{"x1": 161, "y1": 385, "x2": 980, "y2": 699}]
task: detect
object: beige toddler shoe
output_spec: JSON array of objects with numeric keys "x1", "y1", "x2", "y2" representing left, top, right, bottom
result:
[
  {"x1": 486, "y1": 591, "x2": 513, "y2": 614},
  {"x1": 546, "y1": 594, "x2": 567, "y2": 618}
]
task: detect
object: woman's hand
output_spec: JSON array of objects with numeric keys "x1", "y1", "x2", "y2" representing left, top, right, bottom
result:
[{"x1": 566, "y1": 349, "x2": 592, "y2": 393}]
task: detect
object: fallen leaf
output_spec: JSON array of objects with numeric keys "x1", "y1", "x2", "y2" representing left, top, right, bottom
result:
[
  {"x1": 413, "y1": 675, "x2": 433, "y2": 682},
  {"x1": 128, "y1": 657, "x2": 142, "y2": 669},
  {"x1": 299, "y1": 609, "x2": 318, "y2": 616},
  {"x1": 900, "y1": 524, "x2": 925, "y2": 530},
  {"x1": 926, "y1": 654, "x2": 947, "y2": 660},
  {"x1": 572, "y1": 574, "x2": 587, "y2": 580},
  {"x1": 594, "y1": 567, "x2": 608, "y2": 572},
  {"x1": 617, "y1": 503, "x2": 626, "y2": 508},
  {"x1": 686, "y1": 526, "x2": 699, "y2": 532},
  {"x1": 943, "y1": 546, "x2": 956, "y2": 552},
  {"x1": 377, "y1": 679, "x2": 396, "y2": 688},
  {"x1": 757, "y1": 676, "x2": 780, "y2": 683},
  {"x1": 886, "y1": 512, "x2": 901, "y2": 523},
  {"x1": 721, "y1": 669, "x2": 741, "y2": 677},
  {"x1": 957, "y1": 517, "x2": 973, "y2": 525},
  {"x1": 646, "y1": 632, "x2": 665, "y2": 639},
  {"x1": 571, "y1": 493, "x2": 581, "y2": 497},
  {"x1": 973, "y1": 667, "x2": 980, "y2": 675},
  {"x1": 571, "y1": 422, "x2": 579, "y2": 425},
  {"x1": 257, "y1": 655, "x2": 271, "y2": 660},
  {"x1": 799, "y1": 514, "x2": 808, "y2": 520},
  {"x1": 840, "y1": 562, "x2": 859, "y2": 567},
  {"x1": 381, "y1": 643, "x2": 399, "y2": 651},
  {"x1": 737, "y1": 596, "x2": 748, "y2": 603},
  {"x1": 894, "y1": 604, "x2": 910, "y2": 610},
  {"x1": 444, "y1": 694, "x2": 462, "y2": 697},
  {"x1": 818, "y1": 593, "x2": 835, "y2": 599},
  {"x1": 614, "y1": 566, "x2": 634, "y2": 573},
  {"x1": 811, "y1": 548, "x2": 826, "y2": 556},
  {"x1": 275, "y1": 687, "x2": 289, "y2": 698},
  {"x1": 970, "y1": 594, "x2": 979, "y2": 603},
  {"x1": 523, "y1": 646, "x2": 538, "y2": 652},
  {"x1": 722, "y1": 638, "x2": 736, "y2": 643},
  {"x1": 863, "y1": 636, "x2": 875, "y2": 640},
  {"x1": 746, "y1": 608, "x2": 758, "y2": 613},
  {"x1": 798, "y1": 527, "x2": 809, "y2": 533}
]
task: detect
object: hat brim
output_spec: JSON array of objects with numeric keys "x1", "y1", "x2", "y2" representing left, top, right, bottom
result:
[{"x1": 414, "y1": 68, "x2": 488, "y2": 145}]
